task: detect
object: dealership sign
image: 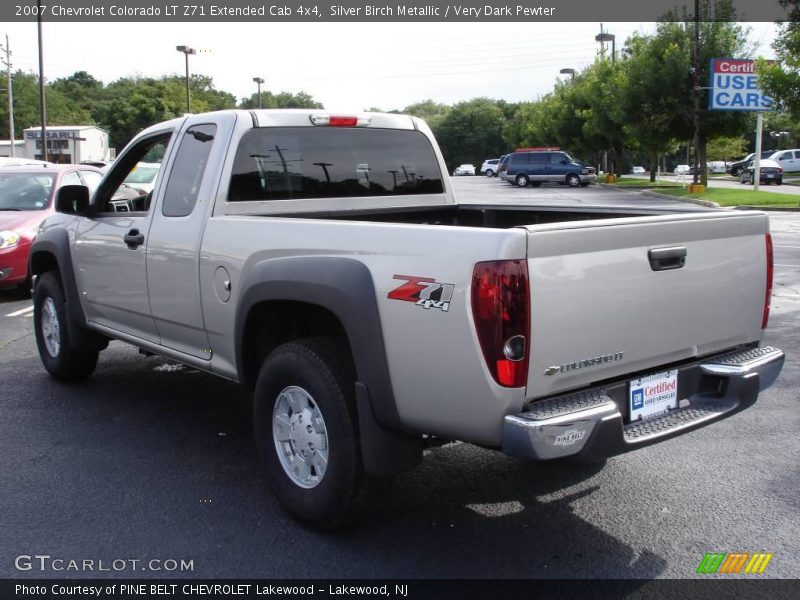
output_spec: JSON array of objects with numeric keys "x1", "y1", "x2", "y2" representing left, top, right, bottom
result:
[{"x1": 709, "y1": 59, "x2": 774, "y2": 111}]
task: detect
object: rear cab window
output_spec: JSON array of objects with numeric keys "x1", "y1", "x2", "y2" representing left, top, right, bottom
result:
[{"x1": 228, "y1": 127, "x2": 444, "y2": 204}]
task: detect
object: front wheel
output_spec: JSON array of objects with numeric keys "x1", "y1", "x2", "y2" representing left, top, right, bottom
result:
[
  {"x1": 566, "y1": 174, "x2": 581, "y2": 187},
  {"x1": 515, "y1": 173, "x2": 530, "y2": 187},
  {"x1": 33, "y1": 271, "x2": 98, "y2": 381},
  {"x1": 253, "y1": 338, "x2": 368, "y2": 529}
]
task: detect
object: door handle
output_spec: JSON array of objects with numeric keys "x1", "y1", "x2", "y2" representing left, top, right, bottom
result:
[
  {"x1": 648, "y1": 246, "x2": 686, "y2": 271},
  {"x1": 124, "y1": 228, "x2": 145, "y2": 249}
]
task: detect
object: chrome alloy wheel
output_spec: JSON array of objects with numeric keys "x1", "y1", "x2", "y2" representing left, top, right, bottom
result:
[
  {"x1": 272, "y1": 385, "x2": 329, "y2": 489},
  {"x1": 41, "y1": 297, "x2": 61, "y2": 358}
]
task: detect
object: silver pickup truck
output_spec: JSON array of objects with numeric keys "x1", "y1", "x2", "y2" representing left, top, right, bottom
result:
[{"x1": 30, "y1": 109, "x2": 784, "y2": 528}]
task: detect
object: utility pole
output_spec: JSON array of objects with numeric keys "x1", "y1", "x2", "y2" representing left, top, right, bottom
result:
[
  {"x1": 1, "y1": 35, "x2": 15, "y2": 157},
  {"x1": 37, "y1": 0, "x2": 47, "y2": 161}
]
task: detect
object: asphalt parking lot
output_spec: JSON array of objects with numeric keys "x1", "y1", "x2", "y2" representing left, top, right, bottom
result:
[{"x1": 1, "y1": 177, "x2": 798, "y2": 580}]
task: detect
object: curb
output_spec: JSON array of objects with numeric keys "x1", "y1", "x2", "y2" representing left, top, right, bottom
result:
[
  {"x1": 600, "y1": 183, "x2": 720, "y2": 208},
  {"x1": 735, "y1": 205, "x2": 800, "y2": 212},
  {"x1": 639, "y1": 189, "x2": 720, "y2": 208}
]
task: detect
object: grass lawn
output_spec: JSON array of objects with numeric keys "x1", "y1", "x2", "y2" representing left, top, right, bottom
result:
[{"x1": 654, "y1": 186, "x2": 800, "y2": 208}]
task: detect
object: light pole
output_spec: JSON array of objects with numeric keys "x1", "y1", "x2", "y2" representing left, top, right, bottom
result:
[
  {"x1": 595, "y1": 29, "x2": 616, "y2": 176},
  {"x1": 691, "y1": 0, "x2": 702, "y2": 188},
  {"x1": 37, "y1": 0, "x2": 46, "y2": 161},
  {"x1": 176, "y1": 45, "x2": 196, "y2": 113},
  {"x1": 559, "y1": 68, "x2": 576, "y2": 80},
  {"x1": 595, "y1": 32, "x2": 616, "y2": 63},
  {"x1": 252, "y1": 77, "x2": 264, "y2": 109}
]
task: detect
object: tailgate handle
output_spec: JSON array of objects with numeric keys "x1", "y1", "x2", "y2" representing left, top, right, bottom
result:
[{"x1": 648, "y1": 246, "x2": 686, "y2": 271}]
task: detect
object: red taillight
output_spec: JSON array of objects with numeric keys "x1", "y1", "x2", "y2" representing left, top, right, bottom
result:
[
  {"x1": 777, "y1": 168, "x2": 783, "y2": 173},
  {"x1": 329, "y1": 116, "x2": 358, "y2": 127},
  {"x1": 309, "y1": 114, "x2": 370, "y2": 127},
  {"x1": 471, "y1": 260, "x2": 530, "y2": 387},
  {"x1": 763, "y1": 233, "x2": 773, "y2": 329}
]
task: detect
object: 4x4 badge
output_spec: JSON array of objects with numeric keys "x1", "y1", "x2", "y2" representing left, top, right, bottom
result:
[{"x1": 388, "y1": 275, "x2": 454, "y2": 312}]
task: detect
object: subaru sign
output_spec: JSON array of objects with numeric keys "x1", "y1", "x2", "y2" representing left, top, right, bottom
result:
[{"x1": 709, "y1": 59, "x2": 774, "y2": 111}]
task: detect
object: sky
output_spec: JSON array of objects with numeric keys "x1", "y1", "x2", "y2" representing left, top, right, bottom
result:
[{"x1": 0, "y1": 20, "x2": 780, "y2": 111}]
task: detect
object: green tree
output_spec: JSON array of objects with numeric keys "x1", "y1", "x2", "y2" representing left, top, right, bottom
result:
[
  {"x1": 94, "y1": 73, "x2": 237, "y2": 150},
  {"x1": 93, "y1": 77, "x2": 186, "y2": 149},
  {"x1": 706, "y1": 135, "x2": 747, "y2": 161},
  {"x1": 758, "y1": 0, "x2": 800, "y2": 120},
  {"x1": 656, "y1": 1, "x2": 752, "y2": 184},
  {"x1": 434, "y1": 98, "x2": 509, "y2": 171},
  {"x1": 621, "y1": 33, "x2": 687, "y2": 180},
  {"x1": 239, "y1": 90, "x2": 322, "y2": 109},
  {"x1": 49, "y1": 71, "x2": 104, "y2": 115},
  {"x1": 0, "y1": 70, "x2": 93, "y2": 140},
  {"x1": 402, "y1": 100, "x2": 450, "y2": 129}
]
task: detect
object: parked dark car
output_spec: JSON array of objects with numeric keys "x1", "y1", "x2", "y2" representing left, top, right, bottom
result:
[
  {"x1": 502, "y1": 149, "x2": 596, "y2": 187},
  {"x1": 728, "y1": 151, "x2": 773, "y2": 177},
  {"x1": 740, "y1": 159, "x2": 783, "y2": 185}
]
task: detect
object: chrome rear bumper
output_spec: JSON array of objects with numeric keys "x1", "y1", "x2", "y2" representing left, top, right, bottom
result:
[{"x1": 502, "y1": 346, "x2": 784, "y2": 462}]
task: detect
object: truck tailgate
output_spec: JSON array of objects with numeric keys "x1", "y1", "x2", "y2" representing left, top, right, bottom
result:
[{"x1": 523, "y1": 211, "x2": 769, "y2": 400}]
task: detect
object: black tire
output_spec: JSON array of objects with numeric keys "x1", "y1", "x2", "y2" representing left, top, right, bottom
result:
[
  {"x1": 33, "y1": 271, "x2": 98, "y2": 381},
  {"x1": 253, "y1": 337, "x2": 368, "y2": 529},
  {"x1": 515, "y1": 173, "x2": 529, "y2": 187},
  {"x1": 566, "y1": 173, "x2": 581, "y2": 187},
  {"x1": 777, "y1": 180, "x2": 783, "y2": 186},
  {"x1": 485, "y1": 169, "x2": 494, "y2": 177}
]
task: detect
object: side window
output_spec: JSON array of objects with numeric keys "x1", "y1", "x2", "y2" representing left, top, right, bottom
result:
[
  {"x1": 79, "y1": 170, "x2": 103, "y2": 196},
  {"x1": 531, "y1": 153, "x2": 548, "y2": 164},
  {"x1": 94, "y1": 132, "x2": 172, "y2": 214},
  {"x1": 550, "y1": 153, "x2": 565, "y2": 164},
  {"x1": 61, "y1": 171, "x2": 82, "y2": 186},
  {"x1": 162, "y1": 124, "x2": 217, "y2": 217},
  {"x1": 794, "y1": 151, "x2": 800, "y2": 159}
]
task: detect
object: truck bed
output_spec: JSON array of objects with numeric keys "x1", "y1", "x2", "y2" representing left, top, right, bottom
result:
[{"x1": 254, "y1": 203, "x2": 701, "y2": 228}]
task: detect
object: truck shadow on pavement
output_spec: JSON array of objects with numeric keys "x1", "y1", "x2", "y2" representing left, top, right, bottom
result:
[{"x1": 1, "y1": 344, "x2": 665, "y2": 582}]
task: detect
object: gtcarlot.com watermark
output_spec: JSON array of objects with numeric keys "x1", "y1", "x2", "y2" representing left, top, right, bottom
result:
[{"x1": 15, "y1": 554, "x2": 194, "y2": 573}]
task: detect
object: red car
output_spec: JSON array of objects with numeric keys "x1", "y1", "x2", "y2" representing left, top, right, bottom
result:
[{"x1": 0, "y1": 164, "x2": 104, "y2": 293}]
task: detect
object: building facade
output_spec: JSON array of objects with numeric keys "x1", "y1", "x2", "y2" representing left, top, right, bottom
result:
[{"x1": 22, "y1": 126, "x2": 111, "y2": 164}]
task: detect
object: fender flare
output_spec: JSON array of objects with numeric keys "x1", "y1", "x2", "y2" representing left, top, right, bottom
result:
[{"x1": 235, "y1": 256, "x2": 421, "y2": 476}]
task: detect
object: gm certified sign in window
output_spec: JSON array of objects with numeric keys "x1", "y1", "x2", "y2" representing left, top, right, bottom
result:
[{"x1": 708, "y1": 58, "x2": 774, "y2": 111}]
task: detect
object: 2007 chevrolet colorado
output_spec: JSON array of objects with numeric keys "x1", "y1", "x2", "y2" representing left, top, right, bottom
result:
[{"x1": 30, "y1": 109, "x2": 784, "y2": 528}]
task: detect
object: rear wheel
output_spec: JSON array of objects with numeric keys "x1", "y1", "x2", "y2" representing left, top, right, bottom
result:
[
  {"x1": 33, "y1": 271, "x2": 98, "y2": 381},
  {"x1": 515, "y1": 174, "x2": 529, "y2": 187},
  {"x1": 485, "y1": 169, "x2": 494, "y2": 177},
  {"x1": 566, "y1": 174, "x2": 581, "y2": 187},
  {"x1": 253, "y1": 337, "x2": 368, "y2": 529}
]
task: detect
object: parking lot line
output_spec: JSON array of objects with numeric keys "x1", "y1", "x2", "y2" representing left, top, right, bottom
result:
[{"x1": 5, "y1": 305, "x2": 33, "y2": 317}]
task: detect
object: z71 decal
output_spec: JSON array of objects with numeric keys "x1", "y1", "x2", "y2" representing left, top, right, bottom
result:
[{"x1": 388, "y1": 275, "x2": 454, "y2": 312}]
